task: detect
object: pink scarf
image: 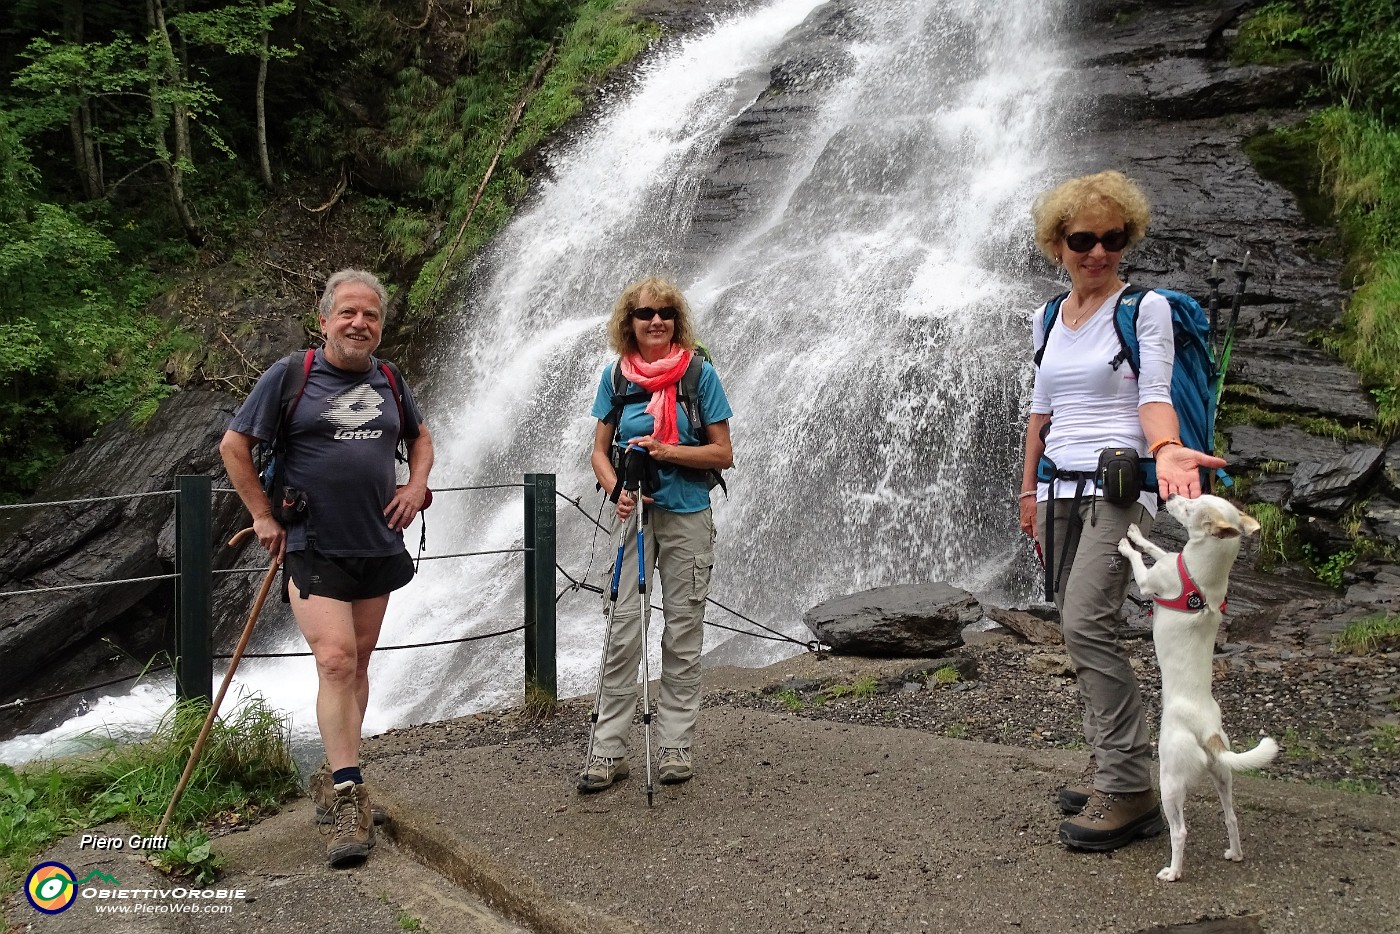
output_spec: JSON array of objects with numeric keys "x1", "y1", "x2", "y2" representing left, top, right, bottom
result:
[{"x1": 619, "y1": 345, "x2": 692, "y2": 445}]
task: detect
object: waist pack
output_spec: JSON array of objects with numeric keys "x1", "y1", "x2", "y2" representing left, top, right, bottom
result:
[{"x1": 1035, "y1": 448, "x2": 1142, "y2": 602}]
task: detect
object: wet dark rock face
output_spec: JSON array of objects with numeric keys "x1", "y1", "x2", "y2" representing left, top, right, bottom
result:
[{"x1": 0, "y1": 391, "x2": 246, "y2": 735}]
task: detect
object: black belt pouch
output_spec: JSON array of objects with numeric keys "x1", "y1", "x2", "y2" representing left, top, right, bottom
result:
[{"x1": 1096, "y1": 448, "x2": 1141, "y2": 506}]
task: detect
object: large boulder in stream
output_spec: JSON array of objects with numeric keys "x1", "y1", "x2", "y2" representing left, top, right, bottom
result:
[{"x1": 804, "y1": 583, "x2": 977, "y2": 657}]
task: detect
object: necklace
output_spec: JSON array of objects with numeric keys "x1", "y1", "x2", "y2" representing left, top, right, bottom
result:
[
  {"x1": 1064, "y1": 286, "x2": 1120, "y2": 327},
  {"x1": 1063, "y1": 299, "x2": 1097, "y2": 328}
]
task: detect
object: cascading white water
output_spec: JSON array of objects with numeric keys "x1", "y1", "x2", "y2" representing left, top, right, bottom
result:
[{"x1": 1, "y1": 0, "x2": 1071, "y2": 763}]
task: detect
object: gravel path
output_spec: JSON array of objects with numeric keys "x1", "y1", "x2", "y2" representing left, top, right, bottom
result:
[{"x1": 728, "y1": 636, "x2": 1400, "y2": 798}]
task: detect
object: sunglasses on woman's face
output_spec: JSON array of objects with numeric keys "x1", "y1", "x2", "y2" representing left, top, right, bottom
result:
[
  {"x1": 631, "y1": 305, "x2": 679, "y2": 321},
  {"x1": 1064, "y1": 228, "x2": 1130, "y2": 253}
]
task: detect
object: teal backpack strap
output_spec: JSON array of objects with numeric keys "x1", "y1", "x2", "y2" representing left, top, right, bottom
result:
[
  {"x1": 1109, "y1": 286, "x2": 1147, "y2": 376},
  {"x1": 1032, "y1": 292, "x2": 1069, "y2": 368}
]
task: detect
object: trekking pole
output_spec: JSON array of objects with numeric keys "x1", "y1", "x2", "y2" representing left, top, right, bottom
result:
[
  {"x1": 1205, "y1": 258, "x2": 1223, "y2": 355},
  {"x1": 583, "y1": 492, "x2": 634, "y2": 771},
  {"x1": 1215, "y1": 251, "x2": 1252, "y2": 400},
  {"x1": 627, "y1": 447, "x2": 656, "y2": 808},
  {"x1": 158, "y1": 528, "x2": 281, "y2": 837}
]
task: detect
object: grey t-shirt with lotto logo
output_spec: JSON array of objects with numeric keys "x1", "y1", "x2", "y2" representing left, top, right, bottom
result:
[{"x1": 229, "y1": 350, "x2": 424, "y2": 557}]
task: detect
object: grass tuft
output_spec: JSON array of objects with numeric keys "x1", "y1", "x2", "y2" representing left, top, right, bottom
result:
[
  {"x1": 1247, "y1": 502, "x2": 1297, "y2": 569},
  {"x1": 1332, "y1": 612, "x2": 1400, "y2": 655},
  {"x1": 0, "y1": 694, "x2": 297, "y2": 897}
]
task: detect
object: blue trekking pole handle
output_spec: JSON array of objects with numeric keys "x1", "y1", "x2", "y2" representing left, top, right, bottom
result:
[{"x1": 608, "y1": 529, "x2": 626, "y2": 602}]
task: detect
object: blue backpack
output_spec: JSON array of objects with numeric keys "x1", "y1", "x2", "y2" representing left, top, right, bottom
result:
[{"x1": 1034, "y1": 285, "x2": 1228, "y2": 489}]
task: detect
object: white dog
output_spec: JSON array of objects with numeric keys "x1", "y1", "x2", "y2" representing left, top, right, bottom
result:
[{"x1": 1116, "y1": 494, "x2": 1279, "y2": 882}]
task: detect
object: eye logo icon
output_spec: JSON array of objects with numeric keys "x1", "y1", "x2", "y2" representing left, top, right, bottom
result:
[{"x1": 26, "y1": 862, "x2": 77, "y2": 913}]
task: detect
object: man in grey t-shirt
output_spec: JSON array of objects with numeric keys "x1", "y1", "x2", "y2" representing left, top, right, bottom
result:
[{"x1": 220, "y1": 268, "x2": 433, "y2": 868}]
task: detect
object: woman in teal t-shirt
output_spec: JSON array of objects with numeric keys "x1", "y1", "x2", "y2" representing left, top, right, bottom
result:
[{"x1": 578, "y1": 276, "x2": 733, "y2": 793}]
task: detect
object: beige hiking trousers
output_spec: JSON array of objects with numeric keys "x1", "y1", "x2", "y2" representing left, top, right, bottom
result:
[
  {"x1": 1038, "y1": 497, "x2": 1155, "y2": 793},
  {"x1": 591, "y1": 506, "x2": 716, "y2": 758}
]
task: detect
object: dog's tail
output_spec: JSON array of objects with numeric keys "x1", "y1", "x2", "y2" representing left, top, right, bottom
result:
[{"x1": 1212, "y1": 736, "x2": 1280, "y2": 772}]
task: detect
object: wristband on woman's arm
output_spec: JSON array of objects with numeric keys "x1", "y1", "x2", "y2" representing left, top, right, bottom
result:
[
  {"x1": 1018, "y1": 490, "x2": 1037, "y2": 500},
  {"x1": 1149, "y1": 437, "x2": 1182, "y2": 456}
]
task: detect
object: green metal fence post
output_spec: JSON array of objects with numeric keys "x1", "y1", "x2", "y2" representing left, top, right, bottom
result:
[
  {"x1": 175, "y1": 474, "x2": 213, "y2": 704},
  {"x1": 523, "y1": 473, "x2": 557, "y2": 703}
]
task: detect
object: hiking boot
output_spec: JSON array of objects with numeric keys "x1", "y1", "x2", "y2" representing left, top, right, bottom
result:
[
  {"x1": 310, "y1": 765, "x2": 385, "y2": 825},
  {"x1": 1057, "y1": 761, "x2": 1098, "y2": 815},
  {"x1": 325, "y1": 781, "x2": 375, "y2": 868},
  {"x1": 1058, "y1": 789, "x2": 1164, "y2": 852},
  {"x1": 1058, "y1": 783, "x2": 1093, "y2": 815},
  {"x1": 576, "y1": 754, "x2": 629, "y2": 792},
  {"x1": 657, "y1": 747, "x2": 694, "y2": 784}
]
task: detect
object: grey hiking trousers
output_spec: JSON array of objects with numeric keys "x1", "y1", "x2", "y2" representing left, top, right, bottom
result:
[
  {"x1": 1037, "y1": 497, "x2": 1155, "y2": 793},
  {"x1": 591, "y1": 506, "x2": 716, "y2": 758}
]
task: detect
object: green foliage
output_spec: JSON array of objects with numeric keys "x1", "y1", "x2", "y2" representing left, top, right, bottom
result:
[
  {"x1": 824, "y1": 674, "x2": 882, "y2": 701},
  {"x1": 1316, "y1": 106, "x2": 1400, "y2": 257},
  {"x1": 396, "y1": 912, "x2": 423, "y2": 931},
  {"x1": 1247, "y1": 502, "x2": 1297, "y2": 569},
  {"x1": 404, "y1": 0, "x2": 653, "y2": 314},
  {"x1": 1240, "y1": 4, "x2": 1400, "y2": 441},
  {"x1": 1296, "y1": 0, "x2": 1400, "y2": 119},
  {"x1": 1372, "y1": 723, "x2": 1400, "y2": 754},
  {"x1": 522, "y1": 683, "x2": 558, "y2": 720},
  {"x1": 1332, "y1": 612, "x2": 1400, "y2": 654},
  {"x1": 774, "y1": 689, "x2": 805, "y2": 712},
  {"x1": 1329, "y1": 777, "x2": 1383, "y2": 794},
  {"x1": 931, "y1": 666, "x2": 961, "y2": 685},
  {"x1": 0, "y1": 114, "x2": 178, "y2": 500},
  {"x1": 0, "y1": 695, "x2": 296, "y2": 896},
  {"x1": 1234, "y1": 3, "x2": 1310, "y2": 65},
  {"x1": 172, "y1": 0, "x2": 299, "y2": 61},
  {"x1": 149, "y1": 831, "x2": 225, "y2": 885},
  {"x1": 14, "y1": 25, "x2": 231, "y2": 171},
  {"x1": 1307, "y1": 545, "x2": 1356, "y2": 587},
  {"x1": 1217, "y1": 401, "x2": 1376, "y2": 443}
]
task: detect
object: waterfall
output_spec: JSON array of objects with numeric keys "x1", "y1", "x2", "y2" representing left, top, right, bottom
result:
[{"x1": 1, "y1": 0, "x2": 1071, "y2": 763}]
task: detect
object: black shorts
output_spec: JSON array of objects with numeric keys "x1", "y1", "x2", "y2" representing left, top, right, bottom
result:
[{"x1": 283, "y1": 550, "x2": 415, "y2": 602}]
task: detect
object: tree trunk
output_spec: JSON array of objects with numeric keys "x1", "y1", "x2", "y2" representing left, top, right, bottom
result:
[
  {"x1": 256, "y1": 26, "x2": 273, "y2": 188},
  {"x1": 146, "y1": 0, "x2": 202, "y2": 243},
  {"x1": 63, "y1": 0, "x2": 103, "y2": 199}
]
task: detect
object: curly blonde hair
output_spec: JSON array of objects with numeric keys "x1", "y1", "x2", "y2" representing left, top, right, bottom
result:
[
  {"x1": 1031, "y1": 170, "x2": 1151, "y2": 265},
  {"x1": 606, "y1": 276, "x2": 697, "y2": 356}
]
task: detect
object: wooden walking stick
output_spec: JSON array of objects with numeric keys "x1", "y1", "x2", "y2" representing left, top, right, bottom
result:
[{"x1": 157, "y1": 528, "x2": 281, "y2": 836}]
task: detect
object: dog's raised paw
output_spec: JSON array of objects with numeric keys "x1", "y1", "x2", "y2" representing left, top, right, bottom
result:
[
  {"x1": 1117, "y1": 538, "x2": 1135, "y2": 559},
  {"x1": 1157, "y1": 867, "x2": 1182, "y2": 882}
]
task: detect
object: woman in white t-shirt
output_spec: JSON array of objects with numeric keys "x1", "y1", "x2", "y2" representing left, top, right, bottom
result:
[{"x1": 1017, "y1": 171, "x2": 1226, "y2": 854}]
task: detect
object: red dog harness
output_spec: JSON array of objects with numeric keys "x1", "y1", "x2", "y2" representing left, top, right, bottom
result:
[{"x1": 1152, "y1": 554, "x2": 1226, "y2": 614}]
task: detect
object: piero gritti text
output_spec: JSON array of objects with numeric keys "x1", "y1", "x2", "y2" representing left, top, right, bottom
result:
[{"x1": 79, "y1": 833, "x2": 170, "y2": 851}]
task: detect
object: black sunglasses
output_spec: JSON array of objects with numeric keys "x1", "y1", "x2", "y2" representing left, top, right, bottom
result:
[
  {"x1": 1064, "y1": 228, "x2": 1130, "y2": 253},
  {"x1": 631, "y1": 305, "x2": 679, "y2": 321}
]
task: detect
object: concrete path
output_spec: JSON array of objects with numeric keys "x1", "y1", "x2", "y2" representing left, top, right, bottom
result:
[{"x1": 9, "y1": 658, "x2": 1398, "y2": 934}]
